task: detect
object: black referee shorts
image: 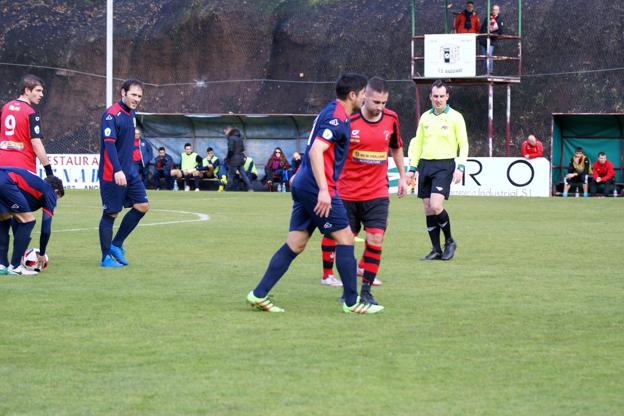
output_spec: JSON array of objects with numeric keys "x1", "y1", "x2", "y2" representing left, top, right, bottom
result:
[
  {"x1": 417, "y1": 159, "x2": 455, "y2": 200},
  {"x1": 343, "y1": 197, "x2": 389, "y2": 235}
]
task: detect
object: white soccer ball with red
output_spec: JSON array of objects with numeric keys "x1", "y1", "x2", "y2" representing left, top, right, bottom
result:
[{"x1": 21, "y1": 248, "x2": 48, "y2": 272}]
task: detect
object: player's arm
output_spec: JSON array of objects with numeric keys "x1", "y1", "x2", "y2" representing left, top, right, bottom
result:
[
  {"x1": 38, "y1": 210, "x2": 52, "y2": 257},
  {"x1": 406, "y1": 122, "x2": 424, "y2": 183},
  {"x1": 28, "y1": 112, "x2": 55, "y2": 177},
  {"x1": 453, "y1": 114, "x2": 469, "y2": 184},
  {"x1": 102, "y1": 115, "x2": 125, "y2": 186},
  {"x1": 390, "y1": 147, "x2": 407, "y2": 198},
  {"x1": 309, "y1": 139, "x2": 331, "y2": 218}
]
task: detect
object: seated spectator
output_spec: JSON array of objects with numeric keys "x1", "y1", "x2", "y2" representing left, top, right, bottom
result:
[
  {"x1": 563, "y1": 147, "x2": 591, "y2": 198},
  {"x1": 521, "y1": 134, "x2": 544, "y2": 159},
  {"x1": 590, "y1": 151, "x2": 616, "y2": 197},
  {"x1": 239, "y1": 153, "x2": 258, "y2": 191},
  {"x1": 153, "y1": 147, "x2": 175, "y2": 190},
  {"x1": 454, "y1": 1, "x2": 480, "y2": 34},
  {"x1": 197, "y1": 146, "x2": 227, "y2": 190},
  {"x1": 264, "y1": 147, "x2": 290, "y2": 192},
  {"x1": 171, "y1": 143, "x2": 202, "y2": 192},
  {"x1": 133, "y1": 128, "x2": 153, "y2": 188}
]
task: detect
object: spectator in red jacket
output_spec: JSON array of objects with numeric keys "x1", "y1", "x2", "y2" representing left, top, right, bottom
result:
[
  {"x1": 590, "y1": 152, "x2": 616, "y2": 197},
  {"x1": 454, "y1": 1, "x2": 480, "y2": 34},
  {"x1": 521, "y1": 134, "x2": 544, "y2": 159}
]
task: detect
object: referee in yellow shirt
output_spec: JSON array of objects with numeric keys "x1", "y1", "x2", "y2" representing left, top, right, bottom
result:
[{"x1": 406, "y1": 80, "x2": 469, "y2": 261}]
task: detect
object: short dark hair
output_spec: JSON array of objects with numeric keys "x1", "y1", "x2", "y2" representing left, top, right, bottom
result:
[
  {"x1": 431, "y1": 79, "x2": 448, "y2": 93},
  {"x1": 226, "y1": 128, "x2": 241, "y2": 137},
  {"x1": 19, "y1": 74, "x2": 44, "y2": 94},
  {"x1": 575, "y1": 147, "x2": 584, "y2": 153},
  {"x1": 335, "y1": 73, "x2": 368, "y2": 100},
  {"x1": 598, "y1": 151, "x2": 606, "y2": 157},
  {"x1": 184, "y1": 143, "x2": 192, "y2": 148},
  {"x1": 207, "y1": 147, "x2": 214, "y2": 152},
  {"x1": 120, "y1": 79, "x2": 144, "y2": 93},
  {"x1": 467, "y1": 1, "x2": 474, "y2": 5},
  {"x1": 367, "y1": 76, "x2": 389, "y2": 94},
  {"x1": 45, "y1": 176, "x2": 64, "y2": 198},
  {"x1": 158, "y1": 147, "x2": 165, "y2": 152}
]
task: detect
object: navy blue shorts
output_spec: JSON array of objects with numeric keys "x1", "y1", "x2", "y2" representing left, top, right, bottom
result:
[
  {"x1": 417, "y1": 159, "x2": 455, "y2": 200},
  {"x1": 100, "y1": 174, "x2": 148, "y2": 214},
  {"x1": 0, "y1": 171, "x2": 30, "y2": 214},
  {"x1": 344, "y1": 197, "x2": 389, "y2": 235},
  {"x1": 289, "y1": 187, "x2": 350, "y2": 236}
]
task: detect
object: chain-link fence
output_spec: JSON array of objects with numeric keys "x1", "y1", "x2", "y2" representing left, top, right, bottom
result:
[{"x1": 1, "y1": 0, "x2": 622, "y2": 159}]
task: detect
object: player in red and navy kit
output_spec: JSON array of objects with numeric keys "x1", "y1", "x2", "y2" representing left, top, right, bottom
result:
[
  {"x1": 0, "y1": 74, "x2": 56, "y2": 177},
  {"x1": 320, "y1": 77, "x2": 407, "y2": 305},
  {"x1": 98, "y1": 79, "x2": 149, "y2": 268},
  {"x1": 0, "y1": 167, "x2": 64, "y2": 276},
  {"x1": 246, "y1": 73, "x2": 383, "y2": 314}
]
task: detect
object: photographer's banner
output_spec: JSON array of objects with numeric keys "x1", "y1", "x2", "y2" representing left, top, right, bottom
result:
[
  {"x1": 424, "y1": 34, "x2": 476, "y2": 78},
  {"x1": 36, "y1": 154, "x2": 100, "y2": 189},
  {"x1": 388, "y1": 157, "x2": 551, "y2": 197}
]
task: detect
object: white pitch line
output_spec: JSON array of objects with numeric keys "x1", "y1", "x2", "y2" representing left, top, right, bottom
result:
[{"x1": 54, "y1": 209, "x2": 210, "y2": 233}]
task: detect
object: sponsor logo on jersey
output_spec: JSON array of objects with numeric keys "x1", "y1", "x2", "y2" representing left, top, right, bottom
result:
[
  {"x1": 329, "y1": 119, "x2": 339, "y2": 126},
  {"x1": 34, "y1": 126, "x2": 40, "y2": 134},
  {"x1": 322, "y1": 129, "x2": 333, "y2": 140},
  {"x1": 104, "y1": 128, "x2": 112, "y2": 137},
  {"x1": 8, "y1": 104, "x2": 20, "y2": 111},
  {"x1": 11, "y1": 204, "x2": 20, "y2": 210},
  {"x1": 106, "y1": 115, "x2": 113, "y2": 121},
  {"x1": 35, "y1": 116, "x2": 40, "y2": 121},
  {"x1": 352, "y1": 149, "x2": 386, "y2": 165},
  {"x1": 0, "y1": 140, "x2": 25, "y2": 150},
  {"x1": 436, "y1": 186, "x2": 444, "y2": 191}
]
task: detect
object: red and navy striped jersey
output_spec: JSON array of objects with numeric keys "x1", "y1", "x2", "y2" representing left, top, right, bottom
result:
[
  {"x1": 338, "y1": 108, "x2": 403, "y2": 201},
  {"x1": 98, "y1": 100, "x2": 136, "y2": 182},
  {"x1": 0, "y1": 100, "x2": 44, "y2": 172},
  {"x1": 1, "y1": 167, "x2": 57, "y2": 217},
  {"x1": 294, "y1": 100, "x2": 351, "y2": 196}
]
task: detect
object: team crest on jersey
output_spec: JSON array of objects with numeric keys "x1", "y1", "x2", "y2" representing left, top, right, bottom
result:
[
  {"x1": 35, "y1": 116, "x2": 40, "y2": 121},
  {"x1": 329, "y1": 119, "x2": 339, "y2": 126},
  {"x1": 384, "y1": 130, "x2": 391, "y2": 141},
  {"x1": 350, "y1": 129, "x2": 360, "y2": 143},
  {"x1": 104, "y1": 128, "x2": 112, "y2": 136},
  {"x1": 34, "y1": 126, "x2": 40, "y2": 134},
  {"x1": 322, "y1": 129, "x2": 333, "y2": 140}
]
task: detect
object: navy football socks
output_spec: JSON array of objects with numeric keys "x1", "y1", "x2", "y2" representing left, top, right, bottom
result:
[
  {"x1": 99, "y1": 214, "x2": 115, "y2": 260},
  {"x1": 0, "y1": 219, "x2": 12, "y2": 266},
  {"x1": 254, "y1": 243, "x2": 298, "y2": 298},
  {"x1": 112, "y1": 208, "x2": 145, "y2": 248},
  {"x1": 10, "y1": 221, "x2": 35, "y2": 268},
  {"x1": 335, "y1": 244, "x2": 358, "y2": 307}
]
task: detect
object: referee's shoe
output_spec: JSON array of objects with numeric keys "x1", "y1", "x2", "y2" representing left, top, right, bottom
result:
[
  {"x1": 441, "y1": 239, "x2": 457, "y2": 261},
  {"x1": 420, "y1": 249, "x2": 442, "y2": 261}
]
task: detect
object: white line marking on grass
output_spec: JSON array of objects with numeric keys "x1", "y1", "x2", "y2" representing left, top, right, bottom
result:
[{"x1": 55, "y1": 209, "x2": 210, "y2": 233}]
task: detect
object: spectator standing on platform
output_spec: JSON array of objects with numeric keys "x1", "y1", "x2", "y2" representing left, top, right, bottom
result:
[
  {"x1": 479, "y1": 4, "x2": 503, "y2": 74},
  {"x1": 224, "y1": 127, "x2": 253, "y2": 192},
  {"x1": 590, "y1": 152, "x2": 616, "y2": 197},
  {"x1": 454, "y1": 1, "x2": 480, "y2": 34},
  {"x1": 521, "y1": 134, "x2": 543, "y2": 159}
]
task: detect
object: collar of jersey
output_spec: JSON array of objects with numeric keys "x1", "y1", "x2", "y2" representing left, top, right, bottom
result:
[
  {"x1": 430, "y1": 105, "x2": 450, "y2": 115},
  {"x1": 117, "y1": 99, "x2": 132, "y2": 114}
]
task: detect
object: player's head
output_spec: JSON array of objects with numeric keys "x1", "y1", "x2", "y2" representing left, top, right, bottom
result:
[
  {"x1": 336, "y1": 73, "x2": 368, "y2": 111},
  {"x1": 363, "y1": 76, "x2": 389, "y2": 118},
  {"x1": 184, "y1": 143, "x2": 193, "y2": 154},
  {"x1": 466, "y1": 1, "x2": 475, "y2": 12},
  {"x1": 225, "y1": 127, "x2": 241, "y2": 137},
  {"x1": 206, "y1": 147, "x2": 214, "y2": 157},
  {"x1": 19, "y1": 74, "x2": 45, "y2": 105},
  {"x1": 597, "y1": 151, "x2": 607, "y2": 163},
  {"x1": 430, "y1": 80, "x2": 449, "y2": 112},
  {"x1": 134, "y1": 127, "x2": 142, "y2": 139},
  {"x1": 120, "y1": 79, "x2": 144, "y2": 110},
  {"x1": 527, "y1": 134, "x2": 537, "y2": 145},
  {"x1": 491, "y1": 4, "x2": 500, "y2": 15},
  {"x1": 45, "y1": 176, "x2": 65, "y2": 199},
  {"x1": 158, "y1": 147, "x2": 166, "y2": 156},
  {"x1": 575, "y1": 147, "x2": 584, "y2": 156}
]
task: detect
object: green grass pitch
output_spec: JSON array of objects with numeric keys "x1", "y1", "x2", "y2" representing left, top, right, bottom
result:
[{"x1": 1, "y1": 190, "x2": 622, "y2": 415}]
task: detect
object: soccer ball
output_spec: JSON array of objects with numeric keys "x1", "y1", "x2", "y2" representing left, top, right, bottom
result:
[{"x1": 21, "y1": 248, "x2": 48, "y2": 272}]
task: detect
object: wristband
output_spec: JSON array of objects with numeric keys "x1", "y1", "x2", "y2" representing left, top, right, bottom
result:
[
  {"x1": 456, "y1": 164, "x2": 465, "y2": 172},
  {"x1": 44, "y1": 164, "x2": 54, "y2": 177}
]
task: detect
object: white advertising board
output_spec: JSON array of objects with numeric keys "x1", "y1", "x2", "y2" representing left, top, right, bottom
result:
[
  {"x1": 388, "y1": 157, "x2": 551, "y2": 197},
  {"x1": 424, "y1": 34, "x2": 476, "y2": 78},
  {"x1": 35, "y1": 154, "x2": 100, "y2": 189}
]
